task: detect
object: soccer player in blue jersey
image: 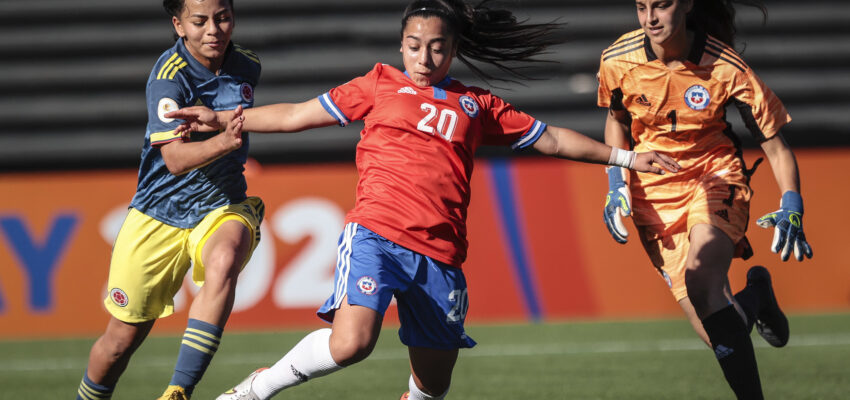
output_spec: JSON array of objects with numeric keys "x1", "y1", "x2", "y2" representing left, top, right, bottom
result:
[{"x1": 74, "y1": 1, "x2": 263, "y2": 400}]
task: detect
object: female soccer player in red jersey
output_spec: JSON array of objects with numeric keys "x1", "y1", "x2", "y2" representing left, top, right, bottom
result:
[
  {"x1": 75, "y1": 1, "x2": 264, "y2": 399},
  {"x1": 597, "y1": 0, "x2": 813, "y2": 398},
  {"x1": 170, "y1": 1, "x2": 678, "y2": 399}
]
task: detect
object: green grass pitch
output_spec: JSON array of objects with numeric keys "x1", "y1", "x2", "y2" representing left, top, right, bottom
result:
[{"x1": 2, "y1": 313, "x2": 849, "y2": 399}]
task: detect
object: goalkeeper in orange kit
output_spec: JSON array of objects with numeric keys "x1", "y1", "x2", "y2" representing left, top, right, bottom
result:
[{"x1": 597, "y1": 0, "x2": 812, "y2": 398}]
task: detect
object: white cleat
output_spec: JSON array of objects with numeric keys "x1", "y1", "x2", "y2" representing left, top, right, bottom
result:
[{"x1": 216, "y1": 368, "x2": 268, "y2": 400}]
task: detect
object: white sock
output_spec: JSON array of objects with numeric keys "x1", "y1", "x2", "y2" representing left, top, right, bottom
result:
[
  {"x1": 251, "y1": 328, "x2": 342, "y2": 398},
  {"x1": 407, "y1": 374, "x2": 448, "y2": 400}
]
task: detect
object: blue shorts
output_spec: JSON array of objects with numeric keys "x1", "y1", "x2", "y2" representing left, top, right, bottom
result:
[{"x1": 317, "y1": 223, "x2": 477, "y2": 350}]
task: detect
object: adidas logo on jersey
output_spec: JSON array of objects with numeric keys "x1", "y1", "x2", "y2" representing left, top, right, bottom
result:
[
  {"x1": 635, "y1": 94, "x2": 651, "y2": 106},
  {"x1": 397, "y1": 86, "x2": 417, "y2": 95},
  {"x1": 714, "y1": 209, "x2": 730, "y2": 222},
  {"x1": 714, "y1": 344, "x2": 735, "y2": 360}
]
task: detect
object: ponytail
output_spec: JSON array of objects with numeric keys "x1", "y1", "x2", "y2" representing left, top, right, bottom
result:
[
  {"x1": 401, "y1": 0, "x2": 564, "y2": 83},
  {"x1": 686, "y1": 0, "x2": 766, "y2": 47}
]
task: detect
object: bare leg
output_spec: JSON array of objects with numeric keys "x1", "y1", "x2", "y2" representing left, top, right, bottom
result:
[
  {"x1": 86, "y1": 317, "x2": 155, "y2": 386},
  {"x1": 163, "y1": 219, "x2": 252, "y2": 397},
  {"x1": 678, "y1": 297, "x2": 710, "y2": 347},
  {"x1": 189, "y1": 219, "x2": 251, "y2": 326},
  {"x1": 684, "y1": 224, "x2": 736, "y2": 318},
  {"x1": 686, "y1": 224, "x2": 762, "y2": 399},
  {"x1": 407, "y1": 346, "x2": 458, "y2": 398},
  {"x1": 328, "y1": 299, "x2": 384, "y2": 365}
]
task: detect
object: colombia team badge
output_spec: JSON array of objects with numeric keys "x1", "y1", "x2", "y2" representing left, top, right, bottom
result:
[
  {"x1": 240, "y1": 82, "x2": 254, "y2": 103},
  {"x1": 110, "y1": 288, "x2": 129, "y2": 307}
]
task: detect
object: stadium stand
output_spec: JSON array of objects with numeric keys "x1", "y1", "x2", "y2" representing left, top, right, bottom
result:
[{"x1": 0, "y1": 0, "x2": 847, "y2": 171}]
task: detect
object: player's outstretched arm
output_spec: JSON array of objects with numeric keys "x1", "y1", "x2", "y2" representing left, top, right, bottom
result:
[
  {"x1": 532, "y1": 125, "x2": 680, "y2": 174},
  {"x1": 166, "y1": 98, "x2": 338, "y2": 135},
  {"x1": 756, "y1": 132, "x2": 813, "y2": 261},
  {"x1": 165, "y1": 105, "x2": 226, "y2": 133},
  {"x1": 160, "y1": 106, "x2": 245, "y2": 175}
]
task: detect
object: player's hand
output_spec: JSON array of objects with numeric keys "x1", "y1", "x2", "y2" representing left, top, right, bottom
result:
[
  {"x1": 603, "y1": 166, "x2": 631, "y2": 244},
  {"x1": 215, "y1": 106, "x2": 245, "y2": 152},
  {"x1": 165, "y1": 105, "x2": 225, "y2": 134},
  {"x1": 632, "y1": 151, "x2": 680, "y2": 175},
  {"x1": 756, "y1": 191, "x2": 813, "y2": 261}
]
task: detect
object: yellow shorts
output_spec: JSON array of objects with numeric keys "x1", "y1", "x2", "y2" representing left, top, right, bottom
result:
[
  {"x1": 636, "y1": 181, "x2": 751, "y2": 301},
  {"x1": 104, "y1": 197, "x2": 264, "y2": 323}
]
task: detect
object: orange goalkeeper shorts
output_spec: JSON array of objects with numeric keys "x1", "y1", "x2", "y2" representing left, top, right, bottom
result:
[{"x1": 635, "y1": 179, "x2": 752, "y2": 301}]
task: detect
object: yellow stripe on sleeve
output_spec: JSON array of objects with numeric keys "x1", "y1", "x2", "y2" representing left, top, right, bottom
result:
[
  {"x1": 160, "y1": 64, "x2": 174, "y2": 80},
  {"x1": 157, "y1": 53, "x2": 180, "y2": 80},
  {"x1": 150, "y1": 130, "x2": 180, "y2": 145},
  {"x1": 168, "y1": 61, "x2": 188, "y2": 80},
  {"x1": 236, "y1": 48, "x2": 260, "y2": 64}
]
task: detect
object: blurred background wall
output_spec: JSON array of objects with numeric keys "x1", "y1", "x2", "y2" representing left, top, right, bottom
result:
[
  {"x1": 0, "y1": 0, "x2": 848, "y2": 338},
  {"x1": 1, "y1": 0, "x2": 848, "y2": 170}
]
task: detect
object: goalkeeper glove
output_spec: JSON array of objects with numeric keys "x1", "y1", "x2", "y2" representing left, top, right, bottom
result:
[
  {"x1": 756, "y1": 191, "x2": 813, "y2": 261},
  {"x1": 603, "y1": 166, "x2": 631, "y2": 244}
]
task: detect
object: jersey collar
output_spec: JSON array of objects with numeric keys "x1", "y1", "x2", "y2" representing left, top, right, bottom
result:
[
  {"x1": 403, "y1": 71, "x2": 453, "y2": 99},
  {"x1": 176, "y1": 38, "x2": 234, "y2": 80},
  {"x1": 643, "y1": 28, "x2": 706, "y2": 65}
]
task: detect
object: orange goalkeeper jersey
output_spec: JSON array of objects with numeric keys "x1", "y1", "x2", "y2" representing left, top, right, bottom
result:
[{"x1": 597, "y1": 29, "x2": 791, "y2": 228}]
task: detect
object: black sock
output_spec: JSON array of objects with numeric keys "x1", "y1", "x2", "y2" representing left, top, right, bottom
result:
[
  {"x1": 702, "y1": 305, "x2": 763, "y2": 400},
  {"x1": 734, "y1": 286, "x2": 758, "y2": 333}
]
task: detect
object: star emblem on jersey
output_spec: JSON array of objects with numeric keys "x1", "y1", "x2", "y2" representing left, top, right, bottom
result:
[
  {"x1": 684, "y1": 84, "x2": 710, "y2": 110},
  {"x1": 459, "y1": 95, "x2": 479, "y2": 118},
  {"x1": 240, "y1": 82, "x2": 254, "y2": 102},
  {"x1": 110, "y1": 288, "x2": 129, "y2": 307},
  {"x1": 357, "y1": 276, "x2": 378, "y2": 295},
  {"x1": 397, "y1": 86, "x2": 417, "y2": 95}
]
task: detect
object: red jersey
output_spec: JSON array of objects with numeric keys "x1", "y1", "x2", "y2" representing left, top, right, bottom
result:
[{"x1": 319, "y1": 63, "x2": 546, "y2": 267}]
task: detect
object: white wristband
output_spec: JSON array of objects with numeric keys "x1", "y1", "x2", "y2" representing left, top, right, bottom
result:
[{"x1": 608, "y1": 147, "x2": 636, "y2": 169}]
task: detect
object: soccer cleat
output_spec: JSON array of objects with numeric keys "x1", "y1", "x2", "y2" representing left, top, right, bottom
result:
[
  {"x1": 157, "y1": 385, "x2": 188, "y2": 400},
  {"x1": 399, "y1": 391, "x2": 410, "y2": 400},
  {"x1": 216, "y1": 368, "x2": 268, "y2": 400},
  {"x1": 747, "y1": 266, "x2": 789, "y2": 347}
]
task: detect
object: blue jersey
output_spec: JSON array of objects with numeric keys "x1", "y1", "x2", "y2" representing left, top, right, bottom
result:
[{"x1": 130, "y1": 39, "x2": 261, "y2": 228}]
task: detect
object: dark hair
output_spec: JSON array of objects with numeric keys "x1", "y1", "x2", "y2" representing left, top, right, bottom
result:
[
  {"x1": 163, "y1": 0, "x2": 235, "y2": 18},
  {"x1": 163, "y1": 0, "x2": 235, "y2": 41},
  {"x1": 401, "y1": 0, "x2": 563, "y2": 83},
  {"x1": 686, "y1": 0, "x2": 766, "y2": 47}
]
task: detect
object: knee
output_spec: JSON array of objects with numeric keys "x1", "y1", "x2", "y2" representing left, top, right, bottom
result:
[
  {"x1": 202, "y1": 248, "x2": 241, "y2": 283},
  {"x1": 329, "y1": 331, "x2": 377, "y2": 366},
  {"x1": 97, "y1": 332, "x2": 136, "y2": 361},
  {"x1": 684, "y1": 264, "x2": 713, "y2": 302},
  {"x1": 416, "y1": 378, "x2": 450, "y2": 398}
]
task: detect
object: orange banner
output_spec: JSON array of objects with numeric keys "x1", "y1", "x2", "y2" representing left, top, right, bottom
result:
[{"x1": 0, "y1": 148, "x2": 847, "y2": 338}]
